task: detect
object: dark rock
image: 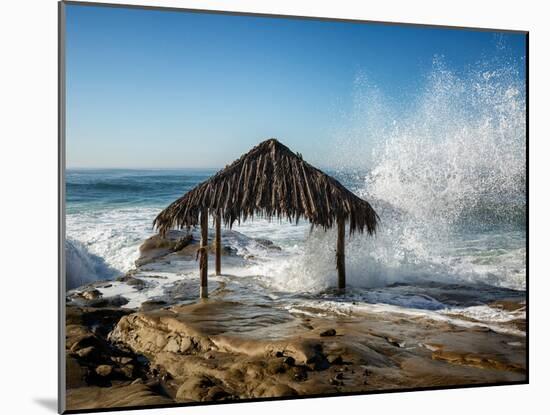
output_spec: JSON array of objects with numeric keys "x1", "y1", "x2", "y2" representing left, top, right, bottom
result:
[
  {"x1": 306, "y1": 355, "x2": 330, "y2": 371},
  {"x1": 144, "y1": 275, "x2": 167, "y2": 279},
  {"x1": 66, "y1": 357, "x2": 88, "y2": 388},
  {"x1": 283, "y1": 356, "x2": 295, "y2": 366},
  {"x1": 173, "y1": 235, "x2": 193, "y2": 251},
  {"x1": 320, "y1": 328, "x2": 336, "y2": 337},
  {"x1": 266, "y1": 360, "x2": 286, "y2": 375},
  {"x1": 125, "y1": 277, "x2": 146, "y2": 289},
  {"x1": 261, "y1": 384, "x2": 297, "y2": 398},
  {"x1": 68, "y1": 332, "x2": 105, "y2": 354},
  {"x1": 255, "y1": 238, "x2": 274, "y2": 246},
  {"x1": 145, "y1": 379, "x2": 160, "y2": 388},
  {"x1": 87, "y1": 295, "x2": 129, "y2": 308},
  {"x1": 329, "y1": 377, "x2": 344, "y2": 386},
  {"x1": 335, "y1": 372, "x2": 344, "y2": 380},
  {"x1": 254, "y1": 238, "x2": 282, "y2": 250},
  {"x1": 222, "y1": 246, "x2": 238, "y2": 255},
  {"x1": 327, "y1": 355, "x2": 343, "y2": 365},
  {"x1": 140, "y1": 300, "x2": 167, "y2": 312},
  {"x1": 205, "y1": 386, "x2": 231, "y2": 401},
  {"x1": 293, "y1": 368, "x2": 308, "y2": 381}
]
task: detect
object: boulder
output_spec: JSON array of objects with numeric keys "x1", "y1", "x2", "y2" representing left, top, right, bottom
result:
[
  {"x1": 95, "y1": 364, "x2": 113, "y2": 377},
  {"x1": 140, "y1": 300, "x2": 167, "y2": 312},
  {"x1": 81, "y1": 289, "x2": 102, "y2": 300},
  {"x1": 87, "y1": 295, "x2": 129, "y2": 308},
  {"x1": 320, "y1": 328, "x2": 336, "y2": 337},
  {"x1": 254, "y1": 238, "x2": 282, "y2": 251},
  {"x1": 173, "y1": 235, "x2": 193, "y2": 251}
]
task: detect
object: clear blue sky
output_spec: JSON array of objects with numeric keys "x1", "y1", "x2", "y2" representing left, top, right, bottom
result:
[{"x1": 65, "y1": 3, "x2": 526, "y2": 169}]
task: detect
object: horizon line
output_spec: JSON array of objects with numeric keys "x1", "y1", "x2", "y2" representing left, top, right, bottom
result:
[{"x1": 65, "y1": 165, "x2": 353, "y2": 171}]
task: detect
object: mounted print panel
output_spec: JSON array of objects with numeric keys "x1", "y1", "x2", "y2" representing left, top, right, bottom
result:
[{"x1": 59, "y1": 1, "x2": 528, "y2": 413}]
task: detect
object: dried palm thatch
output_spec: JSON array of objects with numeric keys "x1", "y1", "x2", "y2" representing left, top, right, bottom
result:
[{"x1": 153, "y1": 138, "x2": 379, "y2": 235}]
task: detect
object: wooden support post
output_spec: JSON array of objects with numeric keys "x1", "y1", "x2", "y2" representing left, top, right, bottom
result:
[
  {"x1": 199, "y1": 208, "x2": 208, "y2": 298},
  {"x1": 336, "y1": 216, "x2": 346, "y2": 290},
  {"x1": 215, "y1": 212, "x2": 222, "y2": 276}
]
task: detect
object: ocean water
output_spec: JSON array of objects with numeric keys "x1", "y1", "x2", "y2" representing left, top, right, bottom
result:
[{"x1": 65, "y1": 57, "x2": 526, "y2": 331}]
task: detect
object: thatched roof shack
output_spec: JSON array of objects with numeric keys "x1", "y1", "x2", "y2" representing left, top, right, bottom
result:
[{"x1": 154, "y1": 138, "x2": 379, "y2": 298}]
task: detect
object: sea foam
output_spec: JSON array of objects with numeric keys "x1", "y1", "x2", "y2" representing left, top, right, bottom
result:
[{"x1": 258, "y1": 54, "x2": 526, "y2": 293}]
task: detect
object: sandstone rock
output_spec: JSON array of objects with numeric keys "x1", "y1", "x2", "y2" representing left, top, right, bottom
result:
[
  {"x1": 175, "y1": 376, "x2": 217, "y2": 402},
  {"x1": 95, "y1": 364, "x2": 113, "y2": 377},
  {"x1": 81, "y1": 289, "x2": 102, "y2": 300},
  {"x1": 258, "y1": 383, "x2": 297, "y2": 398},
  {"x1": 135, "y1": 231, "x2": 190, "y2": 266},
  {"x1": 111, "y1": 356, "x2": 133, "y2": 365},
  {"x1": 66, "y1": 383, "x2": 173, "y2": 410},
  {"x1": 76, "y1": 346, "x2": 97, "y2": 359}
]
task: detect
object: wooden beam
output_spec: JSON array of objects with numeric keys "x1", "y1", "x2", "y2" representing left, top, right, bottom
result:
[
  {"x1": 336, "y1": 216, "x2": 346, "y2": 290},
  {"x1": 199, "y1": 208, "x2": 208, "y2": 298},
  {"x1": 215, "y1": 212, "x2": 222, "y2": 276}
]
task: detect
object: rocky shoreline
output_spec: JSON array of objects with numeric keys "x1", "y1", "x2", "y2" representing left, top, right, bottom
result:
[{"x1": 65, "y1": 231, "x2": 526, "y2": 411}]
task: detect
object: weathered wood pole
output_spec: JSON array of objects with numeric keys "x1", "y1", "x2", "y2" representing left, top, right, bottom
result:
[
  {"x1": 336, "y1": 216, "x2": 346, "y2": 290},
  {"x1": 215, "y1": 212, "x2": 222, "y2": 276},
  {"x1": 199, "y1": 208, "x2": 208, "y2": 298}
]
